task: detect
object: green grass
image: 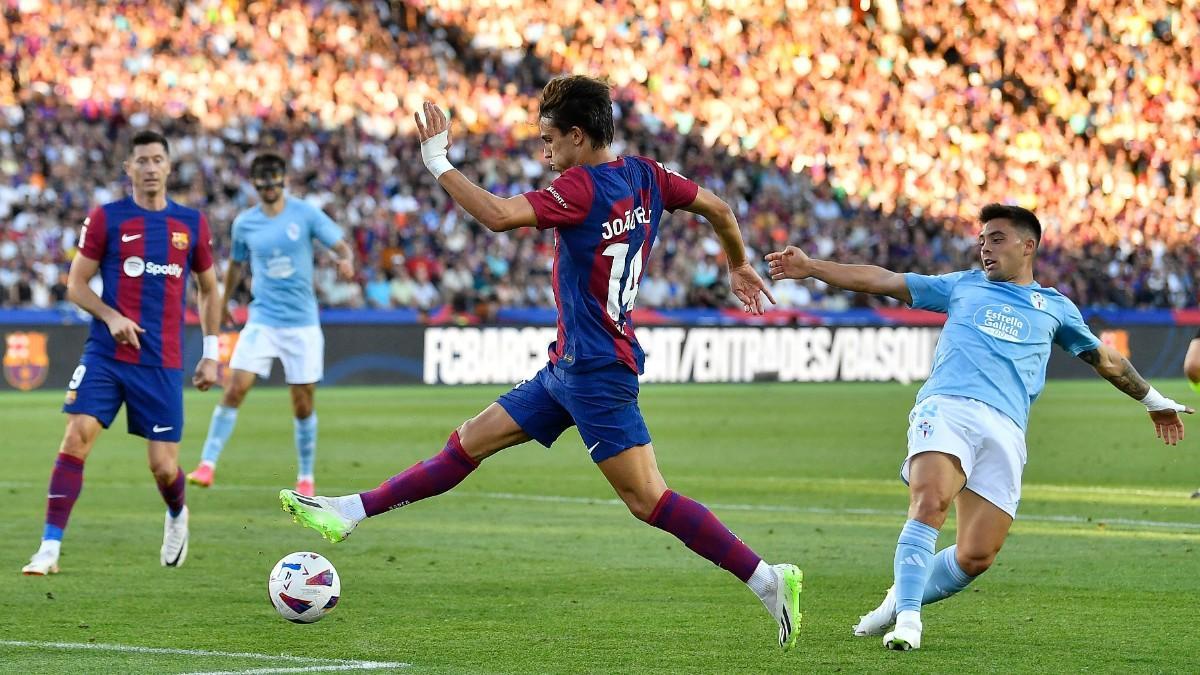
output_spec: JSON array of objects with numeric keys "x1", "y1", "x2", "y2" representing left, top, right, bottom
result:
[{"x1": 2, "y1": 381, "x2": 1198, "y2": 674}]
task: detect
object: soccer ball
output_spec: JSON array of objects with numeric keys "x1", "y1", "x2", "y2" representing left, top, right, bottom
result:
[{"x1": 268, "y1": 552, "x2": 341, "y2": 623}]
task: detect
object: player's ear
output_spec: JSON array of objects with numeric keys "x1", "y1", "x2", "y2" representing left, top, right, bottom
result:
[{"x1": 570, "y1": 126, "x2": 585, "y2": 148}]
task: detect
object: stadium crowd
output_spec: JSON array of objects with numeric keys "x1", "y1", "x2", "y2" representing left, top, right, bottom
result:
[{"x1": 1, "y1": 0, "x2": 1197, "y2": 315}]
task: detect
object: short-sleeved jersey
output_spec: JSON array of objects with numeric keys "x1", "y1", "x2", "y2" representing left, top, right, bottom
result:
[
  {"x1": 231, "y1": 197, "x2": 343, "y2": 327},
  {"x1": 78, "y1": 198, "x2": 214, "y2": 370},
  {"x1": 523, "y1": 156, "x2": 699, "y2": 373},
  {"x1": 906, "y1": 269, "x2": 1101, "y2": 430}
]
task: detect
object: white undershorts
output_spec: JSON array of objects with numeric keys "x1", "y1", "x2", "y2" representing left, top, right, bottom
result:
[
  {"x1": 228, "y1": 323, "x2": 324, "y2": 385},
  {"x1": 901, "y1": 394, "x2": 1027, "y2": 518}
]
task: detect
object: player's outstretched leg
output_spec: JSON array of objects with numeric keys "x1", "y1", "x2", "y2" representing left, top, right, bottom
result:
[
  {"x1": 280, "y1": 430, "x2": 479, "y2": 543},
  {"x1": 188, "y1": 404, "x2": 239, "y2": 487},
  {"x1": 22, "y1": 452, "x2": 84, "y2": 575}
]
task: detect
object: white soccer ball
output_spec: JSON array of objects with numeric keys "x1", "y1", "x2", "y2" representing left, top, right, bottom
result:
[{"x1": 268, "y1": 552, "x2": 341, "y2": 623}]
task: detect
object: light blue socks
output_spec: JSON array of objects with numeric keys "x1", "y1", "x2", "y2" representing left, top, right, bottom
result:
[
  {"x1": 922, "y1": 544, "x2": 976, "y2": 604},
  {"x1": 294, "y1": 414, "x2": 317, "y2": 479},
  {"x1": 894, "y1": 519, "x2": 939, "y2": 613},
  {"x1": 201, "y1": 405, "x2": 239, "y2": 466}
]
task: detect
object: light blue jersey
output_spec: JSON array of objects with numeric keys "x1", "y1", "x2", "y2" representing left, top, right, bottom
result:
[
  {"x1": 232, "y1": 197, "x2": 343, "y2": 327},
  {"x1": 907, "y1": 270, "x2": 1101, "y2": 431}
]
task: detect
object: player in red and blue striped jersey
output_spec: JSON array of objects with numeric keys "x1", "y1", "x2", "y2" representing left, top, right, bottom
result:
[
  {"x1": 279, "y1": 76, "x2": 805, "y2": 650},
  {"x1": 21, "y1": 131, "x2": 223, "y2": 576}
]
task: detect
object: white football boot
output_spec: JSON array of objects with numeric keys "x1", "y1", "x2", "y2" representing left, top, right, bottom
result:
[
  {"x1": 853, "y1": 585, "x2": 897, "y2": 636},
  {"x1": 759, "y1": 563, "x2": 803, "y2": 651},
  {"x1": 883, "y1": 610, "x2": 922, "y2": 650},
  {"x1": 22, "y1": 541, "x2": 61, "y2": 576},
  {"x1": 161, "y1": 505, "x2": 189, "y2": 567}
]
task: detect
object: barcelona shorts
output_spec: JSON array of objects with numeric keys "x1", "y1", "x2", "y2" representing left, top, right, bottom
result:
[
  {"x1": 62, "y1": 353, "x2": 184, "y2": 442},
  {"x1": 497, "y1": 361, "x2": 651, "y2": 463}
]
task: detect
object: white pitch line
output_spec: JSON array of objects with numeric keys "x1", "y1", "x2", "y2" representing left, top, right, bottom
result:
[
  {"x1": 2, "y1": 481, "x2": 1196, "y2": 532},
  {"x1": 182, "y1": 662, "x2": 398, "y2": 667},
  {"x1": 0, "y1": 641, "x2": 408, "y2": 673},
  {"x1": 0, "y1": 477, "x2": 1193, "y2": 498},
  {"x1": 461, "y1": 491, "x2": 1200, "y2": 532}
]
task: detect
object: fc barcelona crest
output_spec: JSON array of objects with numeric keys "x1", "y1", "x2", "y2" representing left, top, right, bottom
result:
[
  {"x1": 3, "y1": 332, "x2": 50, "y2": 391},
  {"x1": 172, "y1": 231, "x2": 190, "y2": 250}
]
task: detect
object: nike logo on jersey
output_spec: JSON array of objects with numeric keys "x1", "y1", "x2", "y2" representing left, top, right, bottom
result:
[
  {"x1": 152, "y1": 425, "x2": 174, "y2": 433},
  {"x1": 586, "y1": 441, "x2": 601, "y2": 454},
  {"x1": 121, "y1": 233, "x2": 143, "y2": 242}
]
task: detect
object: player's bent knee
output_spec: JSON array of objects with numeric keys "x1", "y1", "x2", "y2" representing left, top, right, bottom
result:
[
  {"x1": 293, "y1": 402, "x2": 315, "y2": 419},
  {"x1": 613, "y1": 484, "x2": 666, "y2": 522},
  {"x1": 956, "y1": 548, "x2": 998, "y2": 577},
  {"x1": 148, "y1": 461, "x2": 177, "y2": 484},
  {"x1": 625, "y1": 496, "x2": 660, "y2": 522},
  {"x1": 222, "y1": 387, "x2": 249, "y2": 408},
  {"x1": 456, "y1": 405, "x2": 528, "y2": 462},
  {"x1": 908, "y1": 489, "x2": 954, "y2": 522}
]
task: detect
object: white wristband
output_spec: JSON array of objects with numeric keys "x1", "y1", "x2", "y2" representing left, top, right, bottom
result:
[
  {"x1": 420, "y1": 129, "x2": 455, "y2": 179},
  {"x1": 425, "y1": 156, "x2": 455, "y2": 180},
  {"x1": 1139, "y1": 386, "x2": 1183, "y2": 412},
  {"x1": 202, "y1": 335, "x2": 219, "y2": 361}
]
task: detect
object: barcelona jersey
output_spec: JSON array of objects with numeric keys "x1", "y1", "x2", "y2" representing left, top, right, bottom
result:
[
  {"x1": 78, "y1": 198, "x2": 214, "y2": 370},
  {"x1": 523, "y1": 156, "x2": 698, "y2": 374}
]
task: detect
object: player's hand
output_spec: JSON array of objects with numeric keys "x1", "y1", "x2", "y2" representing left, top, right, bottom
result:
[
  {"x1": 414, "y1": 100, "x2": 450, "y2": 142},
  {"x1": 765, "y1": 246, "x2": 814, "y2": 281},
  {"x1": 106, "y1": 315, "x2": 145, "y2": 350},
  {"x1": 1150, "y1": 407, "x2": 1192, "y2": 446},
  {"x1": 729, "y1": 263, "x2": 776, "y2": 315},
  {"x1": 193, "y1": 358, "x2": 219, "y2": 392},
  {"x1": 414, "y1": 101, "x2": 455, "y2": 179},
  {"x1": 412, "y1": 99, "x2": 451, "y2": 139},
  {"x1": 336, "y1": 257, "x2": 355, "y2": 281}
]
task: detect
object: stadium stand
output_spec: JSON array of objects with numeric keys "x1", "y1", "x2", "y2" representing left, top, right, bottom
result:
[{"x1": 0, "y1": 0, "x2": 1196, "y2": 313}]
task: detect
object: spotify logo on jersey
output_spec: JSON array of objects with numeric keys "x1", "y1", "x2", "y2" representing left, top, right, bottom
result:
[
  {"x1": 123, "y1": 256, "x2": 146, "y2": 277},
  {"x1": 123, "y1": 256, "x2": 183, "y2": 278}
]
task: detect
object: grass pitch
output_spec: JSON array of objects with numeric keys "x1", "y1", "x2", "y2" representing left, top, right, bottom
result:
[{"x1": 2, "y1": 381, "x2": 1198, "y2": 673}]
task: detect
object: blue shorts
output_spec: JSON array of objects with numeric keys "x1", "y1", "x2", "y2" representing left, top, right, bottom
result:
[
  {"x1": 498, "y1": 361, "x2": 651, "y2": 463},
  {"x1": 62, "y1": 354, "x2": 184, "y2": 442}
]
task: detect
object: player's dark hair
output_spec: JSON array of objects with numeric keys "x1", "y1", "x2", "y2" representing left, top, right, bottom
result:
[
  {"x1": 250, "y1": 152, "x2": 287, "y2": 178},
  {"x1": 539, "y1": 75, "x2": 615, "y2": 149},
  {"x1": 980, "y1": 203, "x2": 1041, "y2": 247},
  {"x1": 130, "y1": 130, "x2": 169, "y2": 155}
]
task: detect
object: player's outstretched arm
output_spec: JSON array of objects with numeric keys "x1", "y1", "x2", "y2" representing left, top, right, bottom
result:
[
  {"x1": 681, "y1": 187, "x2": 775, "y2": 314},
  {"x1": 67, "y1": 251, "x2": 144, "y2": 349},
  {"x1": 192, "y1": 265, "x2": 221, "y2": 391},
  {"x1": 765, "y1": 245, "x2": 913, "y2": 305},
  {"x1": 414, "y1": 101, "x2": 536, "y2": 232},
  {"x1": 1078, "y1": 344, "x2": 1193, "y2": 445}
]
